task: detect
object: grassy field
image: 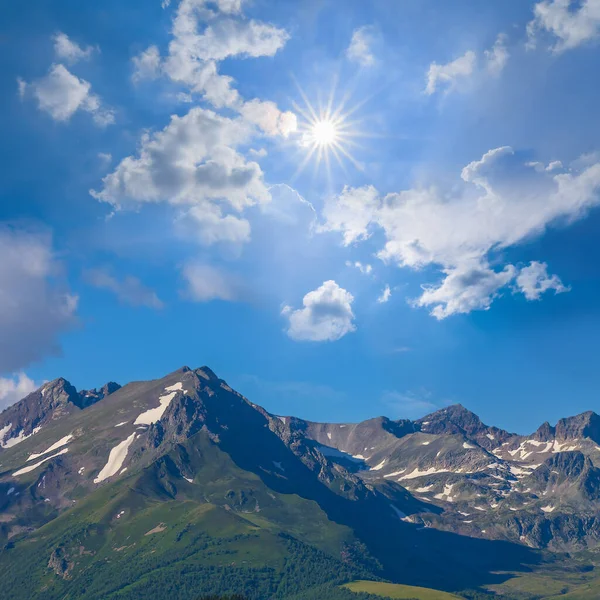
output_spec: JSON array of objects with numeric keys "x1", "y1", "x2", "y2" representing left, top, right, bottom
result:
[{"x1": 342, "y1": 580, "x2": 462, "y2": 599}]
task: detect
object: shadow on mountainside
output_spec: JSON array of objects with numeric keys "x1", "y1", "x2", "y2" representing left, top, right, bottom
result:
[{"x1": 194, "y1": 380, "x2": 544, "y2": 593}]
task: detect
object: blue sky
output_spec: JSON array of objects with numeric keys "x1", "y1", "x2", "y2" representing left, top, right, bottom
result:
[{"x1": 2, "y1": 0, "x2": 600, "y2": 434}]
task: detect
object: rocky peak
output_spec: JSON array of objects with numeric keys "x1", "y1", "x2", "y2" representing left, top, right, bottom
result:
[
  {"x1": 194, "y1": 366, "x2": 219, "y2": 381},
  {"x1": 532, "y1": 421, "x2": 556, "y2": 441},
  {"x1": 77, "y1": 381, "x2": 121, "y2": 409},
  {"x1": 0, "y1": 376, "x2": 121, "y2": 449},
  {"x1": 555, "y1": 411, "x2": 600, "y2": 443},
  {"x1": 418, "y1": 404, "x2": 486, "y2": 435}
]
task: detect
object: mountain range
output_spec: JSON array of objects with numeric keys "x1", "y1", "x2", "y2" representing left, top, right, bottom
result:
[{"x1": 1, "y1": 366, "x2": 600, "y2": 599}]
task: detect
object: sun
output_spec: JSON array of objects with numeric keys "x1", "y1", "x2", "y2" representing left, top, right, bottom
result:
[
  {"x1": 291, "y1": 82, "x2": 366, "y2": 181},
  {"x1": 310, "y1": 119, "x2": 338, "y2": 147}
]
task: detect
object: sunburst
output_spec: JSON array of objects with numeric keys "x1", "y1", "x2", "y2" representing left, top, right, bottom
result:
[{"x1": 291, "y1": 82, "x2": 365, "y2": 181}]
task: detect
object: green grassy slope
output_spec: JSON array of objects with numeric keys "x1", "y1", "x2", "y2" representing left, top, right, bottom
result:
[
  {"x1": 0, "y1": 433, "x2": 379, "y2": 600},
  {"x1": 343, "y1": 580, "x2": 462, "y2": 599}
]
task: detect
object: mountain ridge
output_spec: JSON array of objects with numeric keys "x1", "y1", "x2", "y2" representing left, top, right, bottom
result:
[{"x1": 1, "y1": 365, "x2": 600, "y2": 598}]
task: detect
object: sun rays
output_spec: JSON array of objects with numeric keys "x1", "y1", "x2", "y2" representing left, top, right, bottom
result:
[{"x1": 291, "y1": 82, "x2": 365, "y2": 182}]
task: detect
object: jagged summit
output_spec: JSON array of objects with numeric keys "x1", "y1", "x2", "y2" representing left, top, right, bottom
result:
[{"x1": 0, "y1": 377, "x2": 120, "y2": 450}]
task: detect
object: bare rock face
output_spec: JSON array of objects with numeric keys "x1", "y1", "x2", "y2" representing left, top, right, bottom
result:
[
  {"x1": 48, "y1": 547, "x2": 73, "y2": 579},
  {"x1": 555, "y1": 412, "x2": 600, "y2": 443}
]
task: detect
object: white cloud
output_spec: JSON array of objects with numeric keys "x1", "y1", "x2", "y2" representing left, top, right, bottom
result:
[
  {"x1": 484, "y1": 33, "x2": 509, "y2": 76},
  {"x1": 0, "y1": 373, "x2": 38, "y2": 411},
  {"x1": 426, "y1": 35, "x2": 509, "y2": 95},
  {"x1": 425, "y1": 50, "x2": 476, "y2": 95},
  {"x1": 377, "y1": 284, "x2": 392, "y2": 304},
  {"x1": 157, "y1": 0, "x2": 288, "y2": 110},
  {"x1": 53, "y1": 32, "x2": 96, "y2": 64},
  {"x1": 321, "y1": 147, "x2": 600, "y2": 317},
  {"x1": 98, "y1": 152, "x2": 112, "y2": 165},
  {"x1": 19, "y1": 64, "x2": 114, "y2": 126},
  {"x1": 516, "y1": 261, "x2": 569, "y2": 300},
  {"x1": 527, "y1": 0, "x2": 600, "y2": 53},
  {"x1": 346, "y1": 26, "x2": 377, "y2": 67},
  {"x1": 320, "y1": 185, "x2": 379, "y2": 244},
  {"x1": 0, "y1": 227, "x2": 78, "y2": 373},
  {"x1": 240, "y1": 99, "x2": 297, "y2": 137},
  {"x1": 415, "y1": 262, "x2": 516, "y2": 319},
  {"x1": 84, "y1": 268, "x2": 164, "y2": 309},
  {"x1": 131, "y1": 2, "x2": 295, "y2": 132},
  {"x1": 184, "y1": 18, "x2": 289, "y2": 61},
  {"x1": 181, "y1": 263, "x2": 241, "y2": 301},
  {"x1": 91, "y1": 107, "x2": 269, "y2": 245},
  {"x1": 346, "y1": 261, "x2": 372, "y2": 275},
  {"x1": 132, "y1": 45, "x2": 162, "y2": 82},
  {"x1": 283, "y1": 280, "x2": 356, "y2": 342}
]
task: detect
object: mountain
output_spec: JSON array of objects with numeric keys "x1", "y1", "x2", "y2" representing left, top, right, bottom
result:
[
  {"x1": 1, "y1": 365, "x2": 600, "y2": 599},
  {"x1": 0, "y1": 378, "x2": 121, "y2": 450}
]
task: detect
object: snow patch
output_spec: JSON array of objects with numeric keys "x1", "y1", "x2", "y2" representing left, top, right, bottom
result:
[
  {"x1": 12, "y1": 448, "x2": 69, "y2": 477},
  {"x1": 184, "y1": 477, "x2": 194, "y2": 483},
  {"x1": 273, "y1": 461, "x2": 284, "y2": 472},
  {"x1": 371, "y1": 459, "x2": 387, "y2": 471},
  {"x1": 134, "y1": 391, "x2": 178, "y2": 425},
  {"x1": 27, "y1": 434, "x2": 73, "y2": 462},
  {"x1": 399, "y1": 466, "x2": 454, "y2": 480},
  {"x1": 78, "y1": 467, "x2": 85, "y2": 475},
  {"x1": 2, "y1": 426, "x2": 42, "y2": 449},
  {"x1": 317, "y1": 444, "x2": 364, "y2": 463},
  {"x1": 114, "y1": 421, "x2": 128, "y2": 428},
  {"x1": 541, "y1": 505, "x2": 556, "y2": 513},
  {"x1": 327, "y1": 432, "x2": 332, "y2": 440},
  {"x1": 434, "y1": 483, "x2": 456, "y2": 502},
  {"x1": 383, "y1": 469, "x2": 406, "y2": 478},
  {"x1": 94, "y1": 433, "x2": 136, "y2": 483},
  {"x1": 463, "y1": 442, "x2": 476, "y2": 449},
  {"x1": 414, "y1": 484, "x2": 434, "y2": 493},
  {"x1": 0, "y1": 423, "x2": 12, "y2": 445},
  {"x1": 7, "y1": 487, "x2": 15, "y2": 496},
  {"x1": 165, "y1": 382, "x2": 184, "y2": 392},
  {"x1": 486, "y1": 434, "x2": 495, "y2": 440}
]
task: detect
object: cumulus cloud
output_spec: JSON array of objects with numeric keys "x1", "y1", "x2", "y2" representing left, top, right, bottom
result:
[
  {"x1": 426, "y1": 35, "x2": 509, "y2": 95},
  {"x1": 19, "y1": 64, "x2": 114, "y2": 126},
  {"x1": 0, "y1": 373, "x2": 38, "y2": 411},
  {"x1": 320, "y1": 185, "x2": 379, "y2": 244},
  {"x1": 132, "y1": 45, "x2": 162, "y2": 82},
  {"x1": 91, "y1": 107, "x2": 269, "y2": 245},
  {"x1": 239, "y1": 99, "x2": 297, "y2": 137},
  {"x1": 84, "y1": 267, "x2": 164, "y2": 309},
  {"x1": 138, "y1": 0, "x2": 291, "y2": 119},
  {"x1": 53, "y1": 32, "x2": 96, "y2": 64},
  {"x1": 321, "y1": 147, "x2": 600, "y2": 317},
  {"x1": 425, "y1": 50, "x2": 476, "y2": 95},
  {"x1": 181, "y1": 262, "x2": 241, "y2": 301},
  {"x1": 415, "y1": 262, "x2": 516, "y2": 319},
  {"x1": 527, "y1": 0, "x2": 600, "y2": 53},
  {"x1": 377, "y1": 284, "x2": 392, "y2": 304},
  {"x1": 346, "y1": 26, "x2": 377, "y2": 67},
  {"x1": 0, "y1": 227, "x2": 78, "y2": 373},
  {"x1": 515, "y1": 261, "x2": 569, "y2": 300},
  {"x1": 282, "y1": 280, "x2": 356, "y2": 342}
]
